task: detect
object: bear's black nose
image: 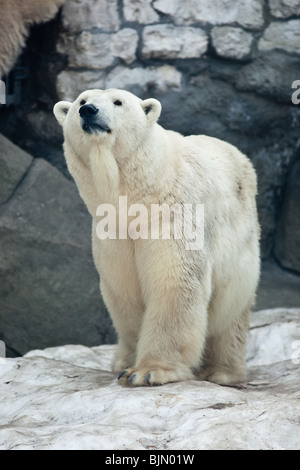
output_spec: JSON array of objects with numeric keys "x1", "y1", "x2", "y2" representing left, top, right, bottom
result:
[{"x1": 79, "y1": 104, "x2": 98, "y2": 118}]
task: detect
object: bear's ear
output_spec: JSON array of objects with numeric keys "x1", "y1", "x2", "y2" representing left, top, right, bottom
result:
[
  {"x1": 53, "y1": 101, "x2": 72, "y2": 127},
  {"x1": 141, "y1": 98, "x2": 161, "y2": 125}
]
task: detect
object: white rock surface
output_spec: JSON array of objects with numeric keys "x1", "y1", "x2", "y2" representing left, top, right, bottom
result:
[
  {"x1": 62, "y1": 0, "x2": 120, "y2": 32},
  {"x1": 259, "y1": 20, "x2": 300, "y2": 54},
  {"x1": 105, "y1": 65, "x2": 182, "y2": 92},
  {"x1": 212, "y1": 26, "x2": 253, "y2": 60},
  {"x1": 111, "y1": 29, "x2": 140, "y2": 65},
  {"x1": 58, "y1": 29, "x2": 138, "y2": 69},
  {"x1": 123, "y1": 0, "x2": 160, "y2": 23},
  {"x1": 269, "y1": 0, "x2": 300, "y2": 18},
  {"x1": 56, "y1": 70, "x2": 106, "y2": 101},
  {"x1": 153, "y1": 0, "x2": 264, "y2": 29},
  {"x1": 0, "y1": 309, "x2": 299, "y2": 450},
  {"x1": 56, "y1": 65, "x2": 182, "y2": 101},
  {"x1": 69, "y1": 32, "x2": 116, "y2": 69},
  {"x1": 142, "y1": 25, "x2": 208, "y2": 59}
]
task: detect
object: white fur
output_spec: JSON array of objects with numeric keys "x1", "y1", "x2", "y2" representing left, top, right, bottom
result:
[{"x1": 54, "y1": 89, "x2": 260, "y2": 386}]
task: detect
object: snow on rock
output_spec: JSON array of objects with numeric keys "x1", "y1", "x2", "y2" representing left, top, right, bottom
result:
[{"x1": 0, "y1": 309, "x2": 299, "y2": 450}]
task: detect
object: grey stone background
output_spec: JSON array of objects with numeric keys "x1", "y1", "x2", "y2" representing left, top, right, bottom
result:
[{"x1": 0, "y1": 0, "x2": 299, "y2": 356}]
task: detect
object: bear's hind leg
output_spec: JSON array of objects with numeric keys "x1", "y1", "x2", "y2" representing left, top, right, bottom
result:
[{"x1": 198, "y1": 308, "x2": 250, "y2": 385}]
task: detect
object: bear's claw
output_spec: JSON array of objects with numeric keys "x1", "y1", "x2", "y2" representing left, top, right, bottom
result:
[
  {"x1": 118, "y1": 370, "x2": 153, "y2": 387},
  {"x1": 127, "y1": 374, "x2": 136, "y2": 384},
  {"x1": 117, "y1": 370, "x2": 127, "y2": 380},
  {"x1": 116, "y1": 364, "x2": 194, "y2": 387},
  {"x1": 145, "y1": 373, "x2": 151, "y2": 385}
]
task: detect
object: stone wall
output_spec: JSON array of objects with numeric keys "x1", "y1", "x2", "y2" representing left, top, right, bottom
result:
[
  {"x1": 57, "y1": 0, "x2": 298, "y2": 99},
  {"x1": 55, "y1": 0, "x2": 300, "y2": 262}
]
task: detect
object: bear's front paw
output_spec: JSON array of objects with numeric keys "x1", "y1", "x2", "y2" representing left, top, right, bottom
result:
[{"x1": 117, "y1": 363, "x2": 194, "y2": 387}]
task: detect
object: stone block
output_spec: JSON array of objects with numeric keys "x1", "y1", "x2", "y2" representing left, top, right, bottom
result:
[
  {"x1": 259, "y1": 20, "x2": 300, "y2": 54},
  {"x1": 142, "y1": 24, "x2": 208, "y2": 59},
  {"x1": 57, "y1": 70, "x2": 106, "y2": 101},
  {"x1": 111, "y1": 28, "x2": 139, "y2": 65},
  {"x1": 0, "y1": 134, "x2": 33, "y2": 205},
  {"x1": 105, "y1": 65, "x2": 182, "y2": 93},
  {"x1": 212, "y1": 26, "x2": 253, "y2": 60},
  {"x1": 71, "y1": 32, "x2": 115, "y2": 69},
  {"x1": 0, "y1": 150, "x2": 114, "y2": 355},
  {"x1": 62, "y1": 0, "x2": 119, "y2": 32},
  {"x1": 123, "y1": 0, "x2": 160, "y2": 23},
  {"x1": 58, "y1": 29, "x2": 138, "y2": 70},
  {"x1": 153, "y1": 0, "x2": 264, "y2": 29},
  {"x1": 269, "y1": 0, "x2": 300, "y2": 18}
]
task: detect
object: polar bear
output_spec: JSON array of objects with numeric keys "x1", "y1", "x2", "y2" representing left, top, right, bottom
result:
[{"x1": 54, "y1": 89, "x2": 260, "y2": 387}]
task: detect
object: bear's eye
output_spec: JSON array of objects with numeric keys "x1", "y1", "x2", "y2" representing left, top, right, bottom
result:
[
  {"x1": 80, "y1": 100, "x2": 86, "y2": 106},
  {"x1": 114, "y1": 100, "x2": 122, "y2": 106}
]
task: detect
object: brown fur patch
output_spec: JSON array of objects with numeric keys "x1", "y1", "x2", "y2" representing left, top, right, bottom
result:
[{"x1": 0, "y1": 0, "x2": 67, "y2": 77}]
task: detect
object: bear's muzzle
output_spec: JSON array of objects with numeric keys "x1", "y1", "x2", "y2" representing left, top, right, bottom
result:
[{"x1": 79, "y1": 104, "x2": 111, "y2": 134}]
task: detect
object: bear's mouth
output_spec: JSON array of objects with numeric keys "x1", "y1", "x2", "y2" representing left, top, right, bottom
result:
[{"x1": 81, "y1": 122, "x2": 111, "y2": 134}]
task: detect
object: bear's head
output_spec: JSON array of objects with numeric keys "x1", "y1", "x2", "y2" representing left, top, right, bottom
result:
[{"x1": 54, "y1": 89, "x2": 162, "y2": 157}]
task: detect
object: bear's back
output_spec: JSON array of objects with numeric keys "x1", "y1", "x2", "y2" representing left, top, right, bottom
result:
[{"x1": 182, "y1": 134, "x2": 257, "y2": 202}]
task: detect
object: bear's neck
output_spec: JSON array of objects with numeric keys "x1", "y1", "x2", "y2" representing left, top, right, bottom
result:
[
  {"x1": 115, "y1": 125, "x2": 182, "y2": 205},
  {"x1": 89, "y1": 145, "x2": 120, "y2": 206},
  {"x1": 66, "y1": 126, "x2": 185, "y2": 217},
  {"x1": 64, "y1": 138, "x2": 120, "y2": 215}
]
